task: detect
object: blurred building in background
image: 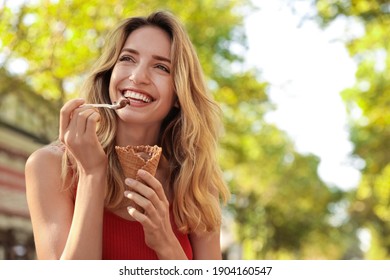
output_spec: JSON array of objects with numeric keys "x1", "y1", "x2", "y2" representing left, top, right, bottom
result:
[
  {"x1": 0, "y1": 69, "x2": 56, "y2": 259},
  {"x1": 0, "y1": 121, "x2": 45, "y2": 259}
]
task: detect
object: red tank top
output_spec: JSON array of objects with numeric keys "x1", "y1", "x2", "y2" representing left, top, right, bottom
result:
[{"x1": 102, "y1": 208, "x2": 193, "y2": 260}]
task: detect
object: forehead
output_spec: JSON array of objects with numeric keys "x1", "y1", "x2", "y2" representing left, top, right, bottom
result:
[{"x1": 122, "y1": 26, "x2": 171, "y2": 58}]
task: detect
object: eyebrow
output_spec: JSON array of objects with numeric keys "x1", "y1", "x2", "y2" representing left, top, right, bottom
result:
[{"x1": 120, "y1": 48, "x2": 171, "y2": 64}]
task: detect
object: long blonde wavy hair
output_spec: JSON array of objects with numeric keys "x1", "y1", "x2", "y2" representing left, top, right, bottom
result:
[{"x1": 62, "y1": 10, "x2": 230, "y2": 233}]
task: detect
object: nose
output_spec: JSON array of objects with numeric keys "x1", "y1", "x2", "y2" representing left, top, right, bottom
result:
[{"x1": 128, "y1": 63, "x2": 150, "y2": 85}]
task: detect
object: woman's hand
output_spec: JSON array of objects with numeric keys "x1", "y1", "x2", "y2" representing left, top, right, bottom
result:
[
  {"x1": 59, "y1": 98, "x2": 107, "y2": 174},
  {"x1": 124, "y1": 170, "x2": 186, "y2": 259}
]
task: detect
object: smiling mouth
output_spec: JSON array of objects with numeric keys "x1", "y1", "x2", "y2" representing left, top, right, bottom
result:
[{"x1": 122, "y1": 90, "x2": 154, "y2": 103}]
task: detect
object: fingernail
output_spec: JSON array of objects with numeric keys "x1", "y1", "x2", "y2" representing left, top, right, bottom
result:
[
  {"x1": 127, "y1": 206, "x2": 135, "y2": 213},
  {"x1": 125, "y1": 178, "x2": 135, "y2": 186}
]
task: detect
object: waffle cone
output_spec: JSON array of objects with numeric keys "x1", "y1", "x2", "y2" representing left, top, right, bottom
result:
[
  {"x1": 115, "y1": 145, "x2": 162, "y2": 212},
  {"x1": 115, "y1": 145, "x2": 162, "y2": 182}
]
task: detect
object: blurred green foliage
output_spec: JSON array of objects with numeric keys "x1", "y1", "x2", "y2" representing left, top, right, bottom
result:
[
  {"x1": 315, "y1": 0, "x2": 390, "y2": 259},
  {"x1": 0, "y1": 0, "x2": 365, "y2": 259}
]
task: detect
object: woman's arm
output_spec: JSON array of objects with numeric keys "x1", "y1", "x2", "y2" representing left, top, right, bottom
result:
[
  {"x1": 25, "y1": 146, "x2": 106, "y2": 259},
  {"x1": 26, "y1": 99, "x2": 107, "y2": 259},
  {"x1": 26, "y1": 146, "x2": 74, "y2": 259}
]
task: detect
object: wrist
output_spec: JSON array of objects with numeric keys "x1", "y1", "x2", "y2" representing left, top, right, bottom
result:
[
  {"x1": 78, "y1": 158, "x2": 108, "y2": 176},
  {"x1": 77, "y1": 165, "x2": 108, "y2": 198},
  {"x1": 155, "y1": 237, "x2": 187, "y2": 260}
]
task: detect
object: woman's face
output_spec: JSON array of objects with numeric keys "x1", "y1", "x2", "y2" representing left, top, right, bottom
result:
[{"x1": 109, "y1": 26, "x2": 175, "y2": 126}]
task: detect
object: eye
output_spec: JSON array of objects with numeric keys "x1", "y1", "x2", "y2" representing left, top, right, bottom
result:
[
  {"x1": 118, "y1": 55, "x2": 135, "y2": 62},
  {"x1": 156, "y1": 64, "x2": 170, "y2": 73}
]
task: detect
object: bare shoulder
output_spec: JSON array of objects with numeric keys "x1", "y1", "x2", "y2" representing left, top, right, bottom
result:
[
  {"x1": 26, "y1": 142, "x2": 64, "y2": 167},
  {"x1": 25, "y1": 142, "x2": 66, "y2": 193}
]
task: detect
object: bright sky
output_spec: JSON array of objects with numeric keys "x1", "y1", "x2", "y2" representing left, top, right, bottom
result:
[{"x1": 244, "y1": 1, "x2": 363, "y2": 190}]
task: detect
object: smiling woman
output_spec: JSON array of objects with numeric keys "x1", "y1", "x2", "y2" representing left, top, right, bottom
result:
[{"x1": 24, "y1": 10, "x2": 230, "y2": 260}]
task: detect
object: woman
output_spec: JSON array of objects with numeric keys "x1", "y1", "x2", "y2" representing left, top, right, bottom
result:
[{"x1": 25, "y1": 10, "x2": 230, "y2": 260}]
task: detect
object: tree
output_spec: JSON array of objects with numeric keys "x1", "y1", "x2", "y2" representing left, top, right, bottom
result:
[{"x1": 314, "y1": 0, "x2": 390, "y2": 259}]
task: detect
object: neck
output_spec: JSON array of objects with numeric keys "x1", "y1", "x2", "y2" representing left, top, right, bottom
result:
[{"x1": 115, "y1": 120, "x2": 161, "y2": 147}]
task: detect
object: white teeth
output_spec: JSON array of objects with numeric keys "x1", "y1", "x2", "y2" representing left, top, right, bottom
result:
[{"x1": 123, "y1": 90, "x2": 152, "y2": 103}]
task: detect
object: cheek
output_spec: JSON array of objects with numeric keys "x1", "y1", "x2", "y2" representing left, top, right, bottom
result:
[
  {"x1": 158, "y1": 78, "x2": 174, "y2": 99},
  {"x1": 157, "y1": 84, "x2": 175, "y2": 116}
]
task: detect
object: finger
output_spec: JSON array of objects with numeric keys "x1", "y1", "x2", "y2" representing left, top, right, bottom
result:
[
  {"x1": 125, "y1": 178, "x2": 156, "y2": 198},
  {"x1": 124, "y1": 190, "x2": 158, "y2": 216},
  {"x1": 85, "y1": 111, "x2": 101, "y2": 135},
  {"x1": 63, "y1": 107, "x2": 87, "y2": 145},
  {"x1": 124, "y1": 178, "x2": 165, "y2": 211},
  {"x1": 136, "y1": 170, "x2": 168, "y2": 202},
  {"x1": 59, "y1": 98, "x2": 85, "y2": 142},
  {"x1": 75, "y1": 108, "x2": 98, "y2": 134},
  {"x1": 63, "y1": 107, "x2": 97, "y2": 149},
  {"x1": 127, "y1": 206, "x2": 152, "y2": 226}
]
